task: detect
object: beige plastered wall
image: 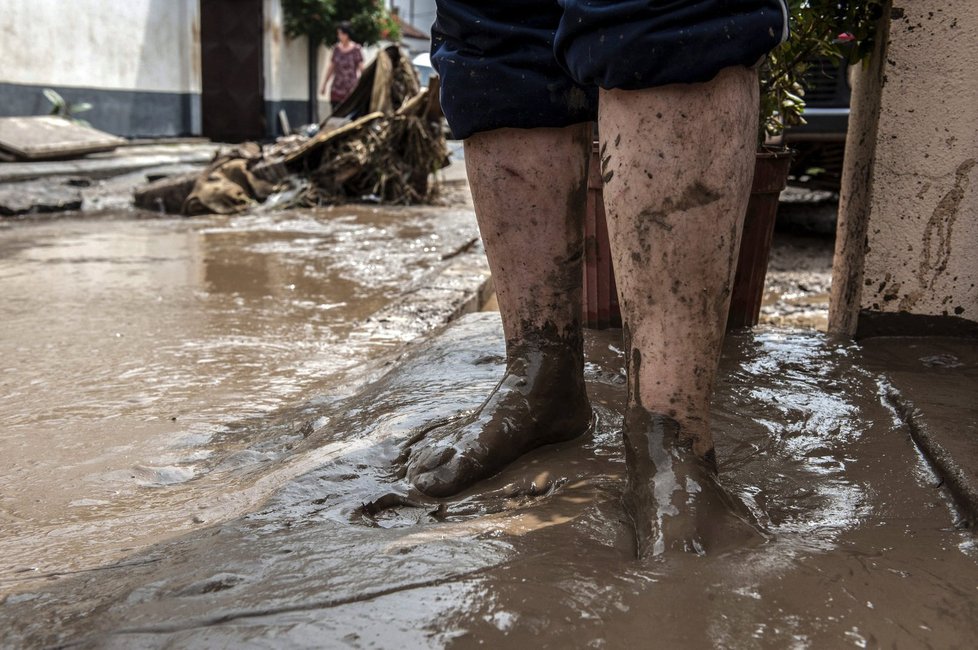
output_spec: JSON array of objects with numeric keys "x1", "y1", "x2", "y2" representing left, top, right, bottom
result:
[
  {"x1": 859, "y1": 1, "x2": 978, "y2": 322},
  {"x1": 0, "y1": 0, "x2": 200, "y2": 94},
  {"x1": 263, "y1": 0, "x2": 311, "y2": 104}
]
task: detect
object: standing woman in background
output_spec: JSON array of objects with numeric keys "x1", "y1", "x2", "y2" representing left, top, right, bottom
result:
[{"x1": 321, "y1": 21, "x2": 364, "y2": 114}]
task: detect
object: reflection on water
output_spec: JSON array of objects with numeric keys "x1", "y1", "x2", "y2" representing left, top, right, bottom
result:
[{"x1": 0, "y1": 207, "x2": 479, "y2": 579}]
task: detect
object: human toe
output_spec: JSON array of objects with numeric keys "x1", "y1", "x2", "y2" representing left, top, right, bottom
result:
[{"x1": 409, "y1": 451, "x2": 482, "y2": 498}]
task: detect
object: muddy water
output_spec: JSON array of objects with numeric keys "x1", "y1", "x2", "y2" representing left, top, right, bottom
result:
[
  {"x1": 760, "y1": 230, "x2": 834, "y2": 331},
  {"x1": 3, "y1": 313, "x2": 976, "y2": 648},
  {"x1": 0, "y1": 207, "x2": 480, "y2": 582}
]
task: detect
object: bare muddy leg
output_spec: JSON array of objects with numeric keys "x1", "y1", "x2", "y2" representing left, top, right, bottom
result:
[
  {"x1": 600, "y1": 66, "x2": 763, "y2": 555},
  {"x1": 405, "y1": 126, "x2": 593, "y2": 497}
]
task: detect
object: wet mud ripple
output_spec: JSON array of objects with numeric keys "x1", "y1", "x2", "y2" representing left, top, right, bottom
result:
[{"x1": 3, "y1": 314, "x2": 978, "y2": 648}]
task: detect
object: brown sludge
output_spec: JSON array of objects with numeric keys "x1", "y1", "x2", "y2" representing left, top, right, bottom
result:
[
  {"x1": 3, "y1": 312, "x2": 977, "y2": 648},
  {"x1": 0, "y1": 204, "x2": 485, "y2": 596},
  {"x1": 403, "y1": 335, "x2": 592, "y2": 498}
]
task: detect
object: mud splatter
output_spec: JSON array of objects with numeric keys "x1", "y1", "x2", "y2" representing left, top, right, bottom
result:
[{"x1": 915, "y1": 158, "x2": 975, "y2": 300}]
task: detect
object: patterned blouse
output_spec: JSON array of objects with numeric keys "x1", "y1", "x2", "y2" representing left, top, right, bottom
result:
[{"x1": 330, "y1": 45, "x2": 364, "y2": 104}]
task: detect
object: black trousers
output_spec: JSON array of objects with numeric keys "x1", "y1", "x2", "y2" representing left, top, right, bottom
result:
[{"x1": 431, "y1": 0, "x2": 789, "y2": 139}]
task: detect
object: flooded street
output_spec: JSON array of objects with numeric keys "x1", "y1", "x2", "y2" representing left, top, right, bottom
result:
[
  {"x1": 3, "y1": 313, "x2": 978, "y2": 647},
  {"x1": 0, "y1": 0, "x2": 971, "y2": 639},
  {"x1": 0, "y1": 206, "x2": 482, "y2": 581},
  {"x1": 2, "y1": 203, "x2": 977, "y2": 648}
]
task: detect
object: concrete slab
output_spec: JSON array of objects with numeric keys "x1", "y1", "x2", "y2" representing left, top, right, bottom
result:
[
  {"x1": 861, "y1": 337, "x2": 978, "y2": 525},
  {"x1": 0, "y1": 142, "x2": 219, "y2": 183},
  {"x1": 0, "y1": 115, "x2": 124, "y2": 160},
  {"x1": 0, "y1": 177, "x2": 82, "y2": 215}
]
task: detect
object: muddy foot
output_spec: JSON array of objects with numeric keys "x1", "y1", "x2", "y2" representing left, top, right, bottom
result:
[
  {"x1": 404, "y1": 347, "x2": 592, "y2": 497},
  {"x1": 622, "y1": 409, "x2": 766, "y2": 557}
]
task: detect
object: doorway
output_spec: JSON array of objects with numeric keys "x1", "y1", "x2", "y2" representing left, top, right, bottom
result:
[{"x1": 200, "y1": 0, "x2": 265, "y2": 142}]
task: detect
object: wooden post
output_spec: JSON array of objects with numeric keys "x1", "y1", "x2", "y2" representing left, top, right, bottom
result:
[{"x1": 584, "y1": 139, "x2": 622, "y2": 329}]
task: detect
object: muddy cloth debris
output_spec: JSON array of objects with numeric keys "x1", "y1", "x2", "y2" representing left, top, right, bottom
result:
[
  {"x1": 138, "y1": 47, "x2": 447, "y2": 216},
  {"x1": 295, "y1": 106, "x2": 446, "y2": 206},
  {"x1": 183, "y1": 143, "x2": 276, "y2": 216}
]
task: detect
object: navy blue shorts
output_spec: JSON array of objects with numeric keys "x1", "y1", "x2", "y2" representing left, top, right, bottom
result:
[{"x1": 431, "y1": 0, "x2": 789, "y2": 139}]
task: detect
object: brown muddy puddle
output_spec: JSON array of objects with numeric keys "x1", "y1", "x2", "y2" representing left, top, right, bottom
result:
[
  {"x1": 760, "y1": 231, "x2": 834, "y2": 331},
  {"x1": 0, "y1": 206, "x2": 480, "y2": 582},
  {"x1": 3, "y1": 313, "x2": 976, "y2": 648}
]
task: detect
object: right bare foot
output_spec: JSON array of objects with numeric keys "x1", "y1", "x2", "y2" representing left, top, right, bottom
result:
[
  {"x1": 403, "y1": 344, "x2": 592, "y2": 498},
  {"x1": 622, "y1": 409, "x2": 767, "y2": 557}
]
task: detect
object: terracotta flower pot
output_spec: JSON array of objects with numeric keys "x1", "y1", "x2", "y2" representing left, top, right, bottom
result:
[
  {"x1": 583, "y1": 144, "x2": 792, "y2": 331},
  {"x1": 726, "y1": 149, "x2": 793, "y2": 329}
]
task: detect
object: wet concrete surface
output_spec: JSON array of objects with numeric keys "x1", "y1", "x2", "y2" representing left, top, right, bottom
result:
[
  {"x1": 0, "y1": 206, "x2": 485, "y2": 585},
  {"x1": 0, "y1": 177, "x2": 83, "y2": 216},
  {"x1": 0, "y1": 142, "x2": 220, "y2": 184},
  {"x1": 861, "y1": 337, "x2": 978, "y2": 526},
  {"x1": 3, "y1": 313, "x2": 978, "y2": 648}
]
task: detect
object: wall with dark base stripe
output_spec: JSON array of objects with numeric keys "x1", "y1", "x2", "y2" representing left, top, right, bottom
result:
[
  {"x1": 0, "y1": 84, "x2": 316, "y2": 140},
  {"x1": 0, "y1": 82, "x2": 201, "y2": 138}
]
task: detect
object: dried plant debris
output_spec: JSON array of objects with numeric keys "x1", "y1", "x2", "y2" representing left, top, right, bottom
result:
[
  {"x1": 135, "y1": 46, "x2": 448, "y2": 216},
  {"x1": 298, "y1": 111, "x2": 447, "y2": 207}
]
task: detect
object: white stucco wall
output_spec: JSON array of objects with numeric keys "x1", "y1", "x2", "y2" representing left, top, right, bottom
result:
[
  {"x1": 263, "y1": 0, "x2": 310, "y2": 103},
  {"x1": 0, "y1": 0, "x2": 200, "y2": 94},
  {"x1": 860, "y1": 1, "x2": 978, "y2": 322}
]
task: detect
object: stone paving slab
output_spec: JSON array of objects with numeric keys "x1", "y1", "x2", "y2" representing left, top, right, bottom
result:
[
  {"x1": 861, "y1": 336, "x2": 978, "y2": 525},
  {"x1": 0, "y1": 116, "x2": 125, "y2": 160},
  {"x1": 0, "y1": 177, "x2": 83, "y2": 215},
  {"x1": 0, "y1": 143, "x2": 220, "y2": 183}
]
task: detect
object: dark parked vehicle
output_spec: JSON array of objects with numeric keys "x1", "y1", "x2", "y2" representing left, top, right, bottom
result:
[{"x1": 783, "y1": 56, "x2": 851, "y2": 191}]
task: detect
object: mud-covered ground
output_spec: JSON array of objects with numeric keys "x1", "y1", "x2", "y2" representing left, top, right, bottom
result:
[
  {"x1": 5, "y1": 178, "x2": 975, "y2": 647},
  {"x1": 4, "y1": 313, "x2": 977, "y2": 648},
  {"x1": 0, "y1": 202, "x2": 486, "y2": 584},
  {"x1": 760, "y1": 192, "x2": 837, "y2": 331}
]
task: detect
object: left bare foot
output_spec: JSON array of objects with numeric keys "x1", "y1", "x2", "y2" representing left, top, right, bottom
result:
[
  {"x1": 622, "y1": 409, "x2": 766, "y2": 557},
  {"x1": 403, "y1": 343, "x2": 592, "y2": 497}
]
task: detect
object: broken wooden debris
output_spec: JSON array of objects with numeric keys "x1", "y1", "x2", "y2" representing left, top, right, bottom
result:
[
  {"x1": 133, "y1": 173, "x2": 199, "y2": 214},
  {"x1": 131, "y1": 46, "x2": 447, "y2": 216}
]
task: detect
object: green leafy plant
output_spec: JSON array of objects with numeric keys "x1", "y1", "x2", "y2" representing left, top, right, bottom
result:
[
  {"x1": 760, "y1": 0, "x2": 884, "y2": 143},
  {"x1": 43, "y1": 88, "x2": 93, "y2": 126},
  {"x1": 282, "y1": 0, "x2": 400, "y2": 46}
]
